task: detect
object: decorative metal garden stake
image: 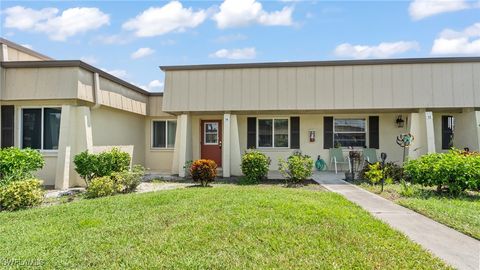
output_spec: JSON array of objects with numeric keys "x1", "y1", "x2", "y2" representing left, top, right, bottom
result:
[
  {"x1": 396, "y1": 133, "x2": 415, "y2": 163},
  {"x1": 380, "y1": 152, "x2": 387, "y2": 193}
]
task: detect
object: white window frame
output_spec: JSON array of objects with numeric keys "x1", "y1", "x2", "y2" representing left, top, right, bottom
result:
[
  {"x1": 19, "y1": 106, "x2": 62, "y2": 152},
  {"x1": 333, "y1": 118, "x2": 367, "y2": 148},
  {"x1": 203, "y1": 122, "x2": 219, "y2": 145},
  {"x1": 256, "y1": 117, "x2": 290, "y2": 149},
  {"x1": 151, "y1": 119, "x2": 177, "y2": 150}
]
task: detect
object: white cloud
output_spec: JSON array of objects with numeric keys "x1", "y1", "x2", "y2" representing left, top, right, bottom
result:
[
  {"x1": 131, "y1": 47, "x2": 155, "y2": 59},
  {"x1": 101, "y1": 68, "x2": 128, "y2": 79},
  {"x1": 95, "y1": 34, "x2": 131, "y2": 45},
  {"x1": 123, "y1": 1, "x2": 207, "y2": 37},
  {"x1": 213, "y1": 0, "x2": 294, "y2": 28},
  {"x1": 431, "y1": 22, "x2": 480, "y2": 55},
  {"x1": 409, "y1": 0, "x2": 473, "y2": 20},
  {"x1": 3, "y1": 6, "x2": 109, "y2": 41},
  {"x1": 81, "y1": 56, "x2": 98, "y2": 65},
  {"x1": 334, "y1": 41, "x2": 420, "y2": 59},
  {"x1": 210, "y1": 47, "x2": 256, "y2": 59}
]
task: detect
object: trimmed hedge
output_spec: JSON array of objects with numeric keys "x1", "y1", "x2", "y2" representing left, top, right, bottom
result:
[
  {"x1": 0, "y1": 147, "x2": 44, "y2": 183},
  {"x1": 241, "y1": 150, "x2": 271, "y2": 184},
  {"x1": 0, "y1": 179, "x2": 44, "y2": 211},
  {"x1": 74, "y1": 148, "x2": 130, "y2": 185},
  {"x1": 404, "y1": 150, "x2": 480, "y2": 195},
  {"x1": 278, "y1": 152, "x2": 314, "y2": 185}
]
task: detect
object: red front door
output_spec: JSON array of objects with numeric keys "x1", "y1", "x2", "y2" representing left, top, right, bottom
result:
[{"x1": 201, "y1": 120, "x2": 222, "y2": 167}]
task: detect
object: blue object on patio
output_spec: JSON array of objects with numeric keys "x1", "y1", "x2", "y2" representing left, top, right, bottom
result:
[{"x1": 315, "y1": 155, "x2": 327, "y2": 171}]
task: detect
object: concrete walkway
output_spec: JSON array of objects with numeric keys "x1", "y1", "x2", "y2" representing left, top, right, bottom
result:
[{"x1": 313, "y1": 172, "x2": 480, "y2": 270}]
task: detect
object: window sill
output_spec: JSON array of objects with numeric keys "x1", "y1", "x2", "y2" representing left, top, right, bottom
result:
[
  {"x1": 40, "y1": 150, "x2": 58, "y2": 157},
  {"x1": 255, "y1": 148, "x2": 292, "y2": 152},
  {"x1": 150, "y1": 148, "x2": 175, "y2": 152}
]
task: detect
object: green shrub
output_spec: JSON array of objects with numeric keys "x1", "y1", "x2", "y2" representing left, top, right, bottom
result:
[
  {"x1": 404, "y1": 150, "x2": 480, "y2": 195},
  {"x1": 241, "y1": 150, "x2": 271, "y2": 184},
  {"x1": 112, "y1": 165, "x2": 145, "y2": 193},
  {"x1": 363, "y1": 162, "x2": 383, "y2": 184},
  {"x1": 190, "y1": 159, "x2": 217, "y2": 187},
  {"x1": 399, "y1": 179, "x2": 416, "y2": 197},
  {"x1": 0, "y1": 179, "x2": 44, "y2": 211},
  {"x1": 362, "y1": 162, "x2": 404, "y2": 184},
  {"x1": 278, "y1": 152, "x2": 314, "y2": 185},
  {"x1": 85, "y1": 176, "x2": 116, "y2": 199},
  {"x1": 74, "y1": 148, "x2": 131, "y2": 185},
  {"x1": 0, "y1": 147, "x2": 44, "y2": 183}
]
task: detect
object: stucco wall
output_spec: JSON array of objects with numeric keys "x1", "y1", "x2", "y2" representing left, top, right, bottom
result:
[
  {"x1": 90, "y1": 107, "x2": 146, "y2": 166},
  {"x1": 144, "y1": 116, "x2": 176, "y2": 172},
  {"x1": 188, "y1": 113, "x2": 408, "y2": 171}
]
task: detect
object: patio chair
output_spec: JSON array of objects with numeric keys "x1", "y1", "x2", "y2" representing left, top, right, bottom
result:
[
  {"x1": 329, "y1": 148, "x2": 351, "y2": 174},
  {"x1": 363, "y1": 148, "x2": 379, "y2": 165}
]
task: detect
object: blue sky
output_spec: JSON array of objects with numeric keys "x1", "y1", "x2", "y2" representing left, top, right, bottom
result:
[{"x1": 1, "y1": 0, "x2": 479, "y2": 92}]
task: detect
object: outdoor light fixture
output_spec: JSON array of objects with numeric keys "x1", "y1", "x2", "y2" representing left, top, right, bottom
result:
[{"x1": 395, "y1": 115, "x2": 405, "y2": 128}]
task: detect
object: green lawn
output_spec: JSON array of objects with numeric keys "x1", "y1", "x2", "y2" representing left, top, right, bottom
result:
[
  {"x1": 0, "y1": 186, "x2": 449, "y2": 269},
  {"x1": 359, "y1": 183, "x2": 480, "y2": 240}
]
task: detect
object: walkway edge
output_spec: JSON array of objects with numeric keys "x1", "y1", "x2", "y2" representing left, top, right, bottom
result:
[{"x1": 313, "y1": 175, "x2": 480, "y2": 270}]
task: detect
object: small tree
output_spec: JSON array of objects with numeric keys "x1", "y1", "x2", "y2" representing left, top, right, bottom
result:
[{"x1": 190, "y1": 159, "x2": 217, "y2": 187}]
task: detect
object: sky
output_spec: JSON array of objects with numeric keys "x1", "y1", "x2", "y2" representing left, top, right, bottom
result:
[{"x1": 0, "y1": 0, "x2": 479, "y2": 93}]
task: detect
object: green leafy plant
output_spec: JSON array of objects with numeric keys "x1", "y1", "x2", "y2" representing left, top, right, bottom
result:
[
  {"x1": 85, "y1": 176, "x2": 116, "y2": 199},
  {"x1": 278, "y1": 152, "x2": 314, "y2": 185},
  {"x1": 399, "y1": 179, "x2": 416, "y2": 197},
  {"x1": 112, "y1": 165, "x2": 145, "y2": 193},
  {"x1": 363, "y1": 162, "x2": 383, "y2": 184},
  {"x1": 74, "y1": 148, "x2": 131, "y2": 186},
  {"x1": 404, "y1": 150, "x2": 480, "y2": 195},
  {"x1": 0, "y1": 147, "x2": 44, "y2": 184},
  {"x1": 241, "y1": 150, "x2": 271, "y2": 184},
  {"x1": 0, "y1": 179, "x2": 44, "y2": 211},
  {"x1": 190, "y1": 159, "x2": 217, "y2": 187}
]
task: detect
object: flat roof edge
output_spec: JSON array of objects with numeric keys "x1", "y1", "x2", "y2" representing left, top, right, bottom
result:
[
  {"x1": 159, "y1": 57, "x2": 480, "y2": 71},
  {"x1": 1, "y1": 60, "x2": 163, "y2": 97}
]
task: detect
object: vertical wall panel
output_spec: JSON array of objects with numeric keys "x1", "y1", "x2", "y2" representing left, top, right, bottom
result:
[
  {"x1": 432, "y1": 64, "x2": 454, "y2": 107},
  {"x1": 372, "y1": 65, "x2": 393, "y2": 108},
  {"x1": 296, "y1": 67, "x2": 315, "y2": 109},
  {"x1": 205, "y1": 70, "x2": 224, "y2": 110},
  {"x1": 277, "y1": 68, "x2": 297, "y2": 109},
  {"x1": 259, "y1": 68, "x2": 278, "y2": 110},
  {"x1": 241, "y1": 68, "x2": 259, "y2": 110},
  {"x1": 474, "y1": 63, "x2": 480, "y2": 107},
  {"x1": 334, "y1": 66, "x2": 354, "y2": 109},
  {"x1": 315, "y1": 66, "x2": 334, "y2": 109},
  {"x1": 452, "y1": 63, "x2": 474, "y2": 107},
  {"x1": 223, "y1": 69, "x2": 242, "y2": 110},
  {"x1": 392, "y1": 64, "x2": 413, "y2": 108},
  {"x1": 412, "y1": 64, "x2": 433, "y2": 108},
  {"x1": 353, "y1": 65, "x2": 373, "y2": 109}
]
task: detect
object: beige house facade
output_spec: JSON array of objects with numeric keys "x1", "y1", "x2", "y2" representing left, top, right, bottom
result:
[{"x1": 1, "y1": 38, "x2": 479, "y2": 189}]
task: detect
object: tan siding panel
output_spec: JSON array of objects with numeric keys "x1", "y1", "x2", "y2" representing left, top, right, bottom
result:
[
  {"x1": 241, "y1": 68, "x2": 260, "y2": 110},
  {"x1": 277, "y1": 68, "x2": 296, "y2": 109},
  {"x1": 392, "y1": 65, "x2": 413, "y2": 108},
  {"x1": 296, "y1": 67, "x2": 315, "y2": 109},
  {"x1": 334, "y1": 66, "x2": 354, "y2": 109},
  {"x1": 353, "y1": 65, "x2": 373, "y2": 109},
  {"x1": 412, "y1": 64, "x2": 433, "y2": 107},
  {"x1": 432, "y1": 64, "x2": 454, "y2": 107},
  {"x1": 474, "y1": 63, "x2": 480, "y2": 106},
  {"x1": 315, "y1": 66, "x2": 334, "y2": 109},
  {"x1": 372, "y1": 65, "x2": 393, "y2": 108},
  {"x1": 452, "y1": 63, "x2": 474, "y2": 107}
]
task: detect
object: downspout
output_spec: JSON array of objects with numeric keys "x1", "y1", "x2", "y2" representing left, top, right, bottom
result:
[{"x1": 92, "y1": 72, "x2": 101, "y2": 110}]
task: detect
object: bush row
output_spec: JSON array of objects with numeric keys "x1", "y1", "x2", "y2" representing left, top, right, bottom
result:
[{"x1": 404, "y1": 150, "x2": 480, "y2": 195}]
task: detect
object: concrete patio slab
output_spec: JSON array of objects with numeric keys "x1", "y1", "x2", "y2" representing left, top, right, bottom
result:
[{"x1": 313, "y1": 173, "x2": 480, "y2": 270}]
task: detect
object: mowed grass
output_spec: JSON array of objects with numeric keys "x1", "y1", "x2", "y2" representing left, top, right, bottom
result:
[
  {"x1": 360, "y1": 183, "x2": 480, "y2": 240},
  {"x1": 0, "y1": 186, "x2": 449, "y2": 269}
]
